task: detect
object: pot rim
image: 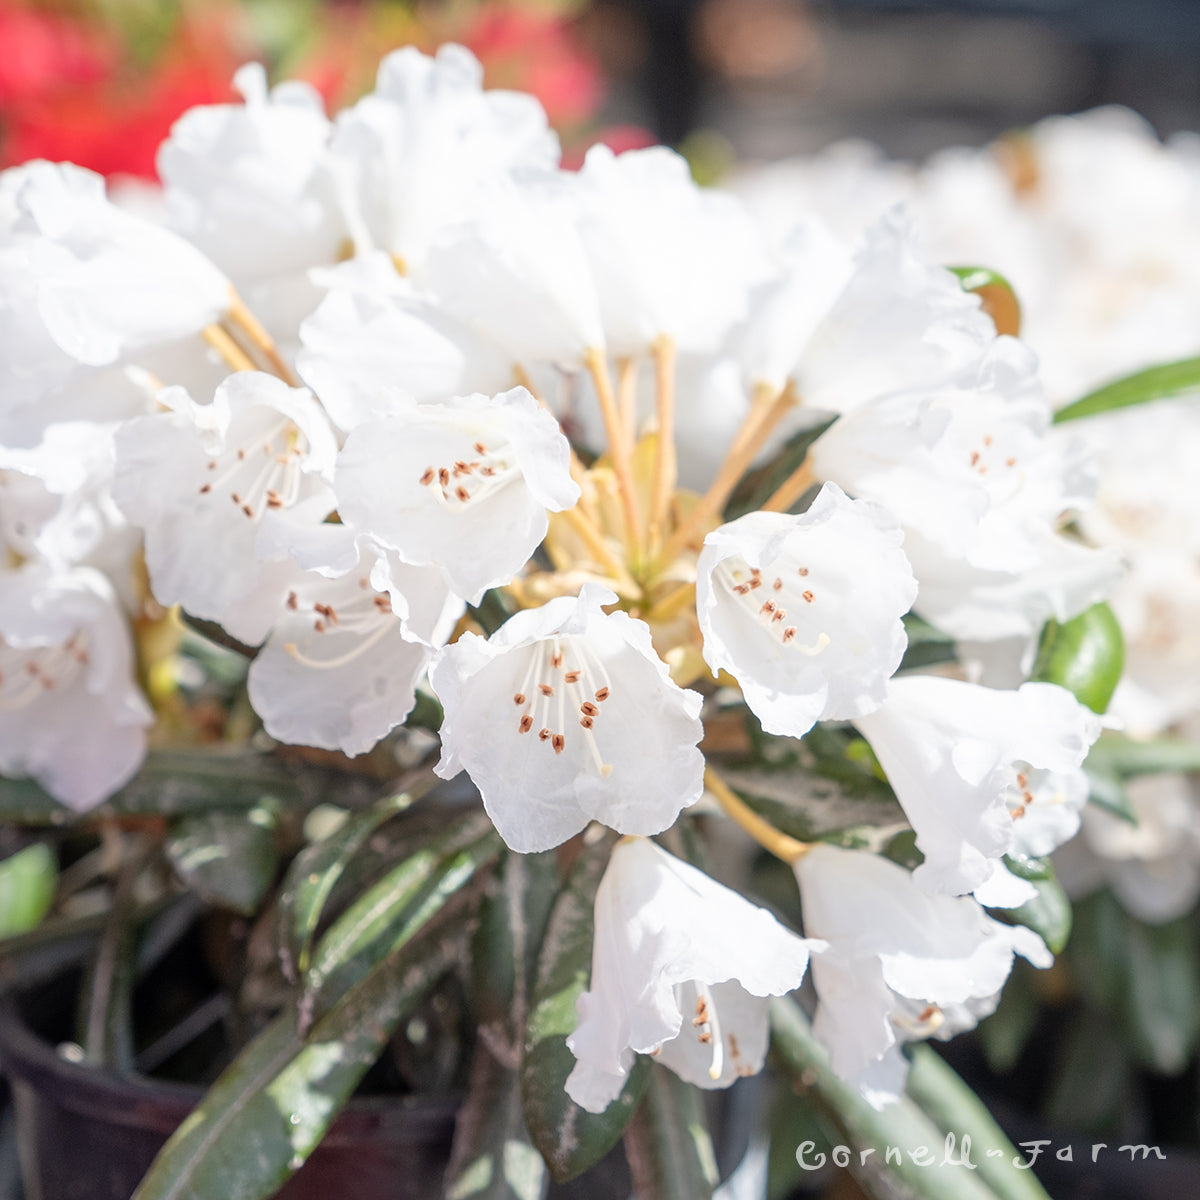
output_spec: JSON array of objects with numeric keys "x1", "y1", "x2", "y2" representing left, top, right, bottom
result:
[{"x1": 0, "y1": 991, "x2": 460, "y2": 1142}]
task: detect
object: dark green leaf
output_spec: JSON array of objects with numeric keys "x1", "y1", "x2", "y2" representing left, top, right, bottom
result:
[
  {"x1": 1070, "y1": 890, "x2": 1200, "y2": 1073},
  {"x1": 1030, "y1": 603, "x2": 1124, "y2": 713},
  {"x1": 303, "y1": 814, "x2": 499, "y2": 1024},
  {"x1": 1043, "y1": 1009, "x2": 1132, "y2": 1135},
  {"x1": 470, "y1": 848, "x2": 559, "y2": 1047},
  {"x1": 978, "y1": 960, "x2": 1038, "y2": 1074},
  {"x1": 1054, "y1": 356, "x2": 1200, "y2": 424},
  {"x1": 277, "y1": 791, "x2": 416, "y2": 977},
  {"x1": 0, "y1": 750, "x2": 306, "y2": 824},
  {"x1": 725, "y1": 421, "x2": 834, "y2": 519},
  {"x1": 522, "y1": 843, "x2": 648, "y2": 1183},
  {"x1": 0, "y1": 844, "x2": 56, "y2": 937},
  {"x1": 133, "y1": 919, "x2": 467, "y2": 1200},
  {"x1": 444, "y1": 1038, "x2": 548, "y2": 1200},
  {"x1": 1002, "y1": 871, "x2": 1072, "y2": 955},
  {"x1": 1002, "y1": 855, "x2": 1053, "y2": 882},
  {"x1": 623, "y1": 1064, "x2": 718, "y2": 1200},
  {"x1": 166, "y1": 803, "x2": 280, "y2": 916}
]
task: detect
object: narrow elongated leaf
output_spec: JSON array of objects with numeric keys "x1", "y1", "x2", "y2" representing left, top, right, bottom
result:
[
  {"x1": 769, "y1": 997, "x2": 1034, "y2": 1200},
  {"x1": 277, "y1": 790, "x2": 416, "y2": 976},
  {"x1": 0, "y1": 750, "x2": 305, "y2": 824},
  {"x1": 471, "y1": 848, "x2": 560, "y2": 1047},
  {"x1": 1085, "y1": 731, "x2": 1200, "y2": 779},
  {"x1": 166, "y1": 803, "x2": 280, "y2": 916},
  {"x1": 623, "y1": 1064, "x2": 719, "y2": 1200},
  {"x1": 133, "y1": 920, "x2": 468, "y2": 1200},
  {"x1": 1070, "y1": 890, "x2": 1200, "y2": 1074},
  {"x1": 303, "y1": 814, "x2": 499, "y2": 1023},
  {"x1": 444, "y1": 1037, "x2": 548, "y2": 1200},
  {"x1": 1054, "y1": 356, "x2": 1200, "y2": 423},
  {"x1": 906, "y1": 1044, "x2": 1056, "y2": 1200},
  {"x1": 521, "y1": 842, "x2": 648, "y2": 1183}
]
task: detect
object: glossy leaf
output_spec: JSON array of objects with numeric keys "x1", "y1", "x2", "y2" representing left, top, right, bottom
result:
[
  {"x1": 277, "y1": 790, "x2": 416, "y2": 977},
  {"x1": 521, "y1": 842, "x2": 648, "y2": 1183},
  {"x1": 303, "y1": 813, "x2": 499, "y2": 1024},
  {"x1": 133, "y1": 921, "x2": 467, "y2": 1200},
  {"x1": 1054, "y1": 356, "x2": 1200, "y2": 424},
  {"x1": 1070, "y1": 890, "x2": 1200, "y2": 1074},
  {"x1": 0, "y1": 844, "x2": 56, "y2": 937},
  {"x1": 444, "y1": 1037, "x2": 548, "y2": 1200},
  {"x1": 623, "y1": 1064, "x2": 719, "y2": 1200},
  {"x1": 166, "y1": 803, "x2": 280, "y2": 916},
  {"x1": 1005, "y1": 873, "x2": 1071, "y2": 955},
  {"x1": 0, "y1": 750, "x2": 306, "y2": 824},
  {"x1": 1030, "y1": 603, "x2": 1123, "y2": 714}
]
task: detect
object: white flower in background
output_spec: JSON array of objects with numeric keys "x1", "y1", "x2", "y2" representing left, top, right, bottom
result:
[
  {"x1": 1055, "y1": 773, "x2": 1200, "y2": 925},
  {"x1": 740, "y1": 210, "x2": 994, "y2": 416},
  {"x1": 160, "y1": 62, "x2": 342, "y2": 284},
  {"x1": 696, "y1": 483, "x2": 916, "y2": 737},
  {"x1": 572, "y1": 144, "x2": 771, "y2": 356},
  {"x1": 159, "y1": 62, "x2": 345, "y2": 336},
  {"x1": 854, "y1": 676, "x2": 1101, "y2": 897},
  {"x1": 113, "y1": 371, "x2": 338, "y2": 646},
  {"x1": 297, "y1": 255, "x2": 512, "y2": 431},
  {"x1": 335, "y1": 386, "x2": 579, "y2": 603},
  {"x1": 419, "y1": 172, "x2": 604, "y2": 365},
  {"x1": 328, "y1": 43, "x2": 558, "y2": 267},
  {"x1": 0, "y1": 564, "x2": 152, "y2": 809},
  {"x1": 796, "y1": 844, "x2": 1051, "y2": 1106},
  {"x1": 247, "y1": 528, "x2": 463, "y2": 757},
  {"x1": 566, "y1": 837, "x2": 819, "y2": 1112},
  {"x1": 12, "y1": 160, "x2": 230, "y2": 366},
  {"x1": 430, "y1": 585, "x2": 704, "y2": 853}
]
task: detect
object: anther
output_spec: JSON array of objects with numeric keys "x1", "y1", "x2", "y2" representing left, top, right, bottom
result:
[
  {"x1": 564, "y1": 670, "x2": 580, "y2": 683},
  {"x1": 595, "y1": 688, "x2": 609, "y2": 702},
  {"x1": 519, "y1": 715, "x2": 533, "y2": 733},
  {"x1": 198, "y1": 483, "x2": 211, "y2": 494},
  {"x1": 782, "y1": 627, "x2": 797, "y2": 642},
  {"x1": 551, "y1": 651, "x2": 563, "y2": 668},
  {"x1": 802, "y1": 590, "x2": 814, "y2": 603},
  {"x1": 580, "y1": 702, "x2": 598, "y2": 717},
  {"x1": 552, "y1": 734, "x2": 565, "y2": 754},
  {"x1": 286, "y1": 592, "x2": 298, "y2": 610},
  {"x1": 773, "y1": 578, "x2": 783, "y2": 591},
  {"x1": 538, "y1": 728, "x2": 551, "y2": 741},
  {"x1": 419, "y1": 468, "x2": 435, "y2": 486},
  {"x1": 797, "y1": 567, "x2": 809, "y2": 576},
  {"x1": 580, "y1": 716, "x2": 594, "y2": 729},
  {"x1": 760, "y1": 600, "x2": 776, "y2": 616},
  {"x1": 438, "y1": 468, "x2": 450, "y2": 487},
  {"x1": 539, "y1": 684, "x2": 555, "y2": 697},
  {"x1": 513, "y1": 693, "x2": 526, "y2": 705},
  {"x1": 474, "y1": 442, "x2": 487, "y2": 454},
  {"x1": 454, "y1": 486, "x2": 470, "y2": 502}
]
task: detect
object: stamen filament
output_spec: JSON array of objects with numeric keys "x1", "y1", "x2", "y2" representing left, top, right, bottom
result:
[
  {"x1": 202, "y1": 324, "x2": 256, "y2": 373},
  {"x1": 227, "y1": 289, "x2": 299, "y2": 386},
  {"x1": 649, "y1": 335, "x2": 677, "y2": 552},
  {"x1": 584, "y1": 346, "x2": 643, "y2": 555}
]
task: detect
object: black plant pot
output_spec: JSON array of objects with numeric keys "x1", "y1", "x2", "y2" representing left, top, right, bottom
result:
[{"x1": 0, "y1": 972, "x2": 458, "y2": 1200}]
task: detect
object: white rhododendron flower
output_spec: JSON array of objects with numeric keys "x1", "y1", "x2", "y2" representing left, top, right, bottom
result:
[
  {"x1": 696, "y1": 483, "x2": 916, "y2": 737},
  {"x1": 572, "y1": 144, "x2": 770, "y2": 356},
  {"x1": 796, "y1": 844, "x2": 1051, "y2": 1106},
  {"x1": 335, "y1": 386, "x2": 579, "y2": 603},
  {"x1": 430, "y1": 585, "x2": 704, "y2": 852},
  {"x1": 13, "y1": 160, "x2": 230, "y2": 366},
  {"x1": 0, "y1": 565, "x2": 152, "y2": 809},
  {"x1": 113, "y1": 371, "x2": 339, "y2": 645},
  {"x1": 854, "y1": 676, "x2": 1102, "y2": 896},
  {"x1": 329, "y1": 43, "x2": 558, "y2": 266},
  {"x1": 566, "y1": 837, "x2": 820, "y2": 1112},
  {"x1": 160, "y1": 63, "x2": 344, "y2": 291},
  {"x1": 247, "y1": 529, "x2": 463, "y2": 757}
]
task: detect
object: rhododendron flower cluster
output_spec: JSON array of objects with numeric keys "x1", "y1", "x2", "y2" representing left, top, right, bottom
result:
[{"x1": 1, "y1": 42, "x2": 1118, "y2": 1129}]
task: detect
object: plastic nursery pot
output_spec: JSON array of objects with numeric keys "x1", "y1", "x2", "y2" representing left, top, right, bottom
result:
[{"x1": 0, "y1": 971, "x2": 458, "y2": 1200}]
